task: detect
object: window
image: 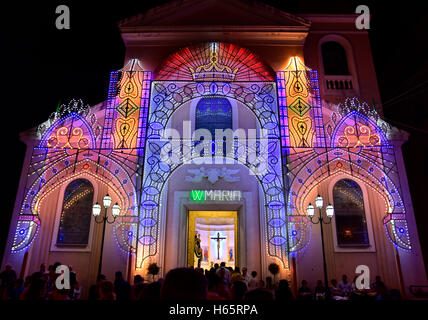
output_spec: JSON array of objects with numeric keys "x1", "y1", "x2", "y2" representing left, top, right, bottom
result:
[
  {"x1": 56, "y1": 179, "x2": 94, "y2": 246},
  {"x1": 195, "y1": 97, "x2": 232, "y2": 138},
  {"x1": 333, "y1": 179, "x2": 369, "y2": 246},
  {"x1": 321, "y1": 42, "x2": 349, "y2": 75}
]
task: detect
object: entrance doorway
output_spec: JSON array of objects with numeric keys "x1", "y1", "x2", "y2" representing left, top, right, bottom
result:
[{"x1": 188, "y1": 211, "x2": 238, "y2": 270}]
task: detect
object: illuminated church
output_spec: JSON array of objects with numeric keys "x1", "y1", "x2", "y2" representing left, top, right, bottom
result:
[{"x1": 2, "y1": 0, "x2": 427, "y2": 298}]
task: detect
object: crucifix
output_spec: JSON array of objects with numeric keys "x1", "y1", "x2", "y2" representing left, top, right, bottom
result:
[{"x1": 211, "y1": 232, "x2": 226, "y2": 260}]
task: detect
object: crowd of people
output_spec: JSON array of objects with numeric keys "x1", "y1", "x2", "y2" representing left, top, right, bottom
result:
[{"x1": 0, "y1": 262, "x2": 401, "y2": 301}]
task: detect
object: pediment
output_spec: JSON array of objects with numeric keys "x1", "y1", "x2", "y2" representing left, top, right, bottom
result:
[{"x1": 119, "y1": 0, "x2": 310, "y2": 30}]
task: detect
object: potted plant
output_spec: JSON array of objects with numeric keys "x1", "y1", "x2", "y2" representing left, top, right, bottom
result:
[
  {"x1": 268, "y1": 262, "x2": 280, "y2": 287},
  {"x1": 147, "y1": 262, "x2": 160, "y2": 282}
]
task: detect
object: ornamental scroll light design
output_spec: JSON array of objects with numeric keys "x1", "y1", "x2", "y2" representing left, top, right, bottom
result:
[
  {"x1": 284, "y1": 96, "x2": 411, "y2": 253},
  {"x1": 11, "y1": 59, "x2": 153, "y2": 254}
]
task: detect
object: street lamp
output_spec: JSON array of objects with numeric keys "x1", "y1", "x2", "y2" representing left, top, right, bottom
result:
[
  {"x1": 93, "y1": 194, "x2": 120, "y2": 276},
  {"x1": 307, "y1": 194, "x2": 334, "y2": 298}
]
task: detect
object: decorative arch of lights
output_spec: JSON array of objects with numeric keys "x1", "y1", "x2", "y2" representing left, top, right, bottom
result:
[
  {"x1": 285, "y1": 97, "x2": 411, "y2": 253},
  {"x1": 155, "y1": 42, "x2": 276, "y2": 82},
  {"x1": 12, "y1": 58, "x2": 155, "y2": 254},
  {"x1": 11, "y1": 96, "x2": 143, "y2": 253},
  {"x1": 134, "y1": 42, "x2": 295, "y2": 268},
  {"x1": 138, "y1": 79, "x2": 290, "y2": 268}
]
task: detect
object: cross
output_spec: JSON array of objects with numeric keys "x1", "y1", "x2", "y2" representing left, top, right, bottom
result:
[{"x1": 211, "y1": 232, "x2": 226, "y2": 260}]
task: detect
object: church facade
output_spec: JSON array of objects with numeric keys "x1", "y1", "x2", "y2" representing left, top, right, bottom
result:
[{"x1": 2, "y1": 0, "x2": 427, "y2": 298}]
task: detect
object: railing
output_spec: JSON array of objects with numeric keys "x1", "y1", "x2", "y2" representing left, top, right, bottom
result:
[{"x1": 324, "y1": 75, "x2": 356, "y2": 91}]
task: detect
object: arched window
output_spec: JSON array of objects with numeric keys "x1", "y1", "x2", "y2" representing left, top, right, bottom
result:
[
  {"x1": 195, "y1": 97, "x2": 232, "y2": 138},
  {"x1": 56, "y1": 179, "x2": 94, "y2": 246},
  {"x1": 321, "y1": 42, "x2": 350, "y2": 75},
  {"x1": 333, "y1": 179, "x2": 369, "y2": 246}
]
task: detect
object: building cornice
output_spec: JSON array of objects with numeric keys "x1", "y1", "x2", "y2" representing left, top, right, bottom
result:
[{"x1": 121, "y1": 26, "x2": 309, "y2": 46}]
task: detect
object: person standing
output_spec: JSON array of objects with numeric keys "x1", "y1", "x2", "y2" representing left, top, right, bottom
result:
[
  {"x1": 114, "y1": 271, "x2": 131, "y2": 301},
  {"x1": 338, "y1": 275, "x2": 353, "y2": 298}
]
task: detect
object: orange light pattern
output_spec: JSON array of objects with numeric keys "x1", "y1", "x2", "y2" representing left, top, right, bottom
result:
[
  {"x1": 113, "y1": 59, "x2": 145, "y2": 149},
  {"x1": 47, "y1": 126, "x2": 90, "y2": 149},
  {"x1": 282, "y1": 57, "x2": 315, "y2": 147},
  {"x1": 337, "y1": 124, "x2": 381, "y2": 148}
]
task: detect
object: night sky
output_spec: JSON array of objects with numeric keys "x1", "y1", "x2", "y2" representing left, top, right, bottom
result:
[{"x1": 1, "y1": 0, "x2": 427, "y2": 275}]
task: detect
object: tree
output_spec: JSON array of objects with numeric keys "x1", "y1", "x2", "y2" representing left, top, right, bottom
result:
[{"x1": 147, "y1": 263, "x2": 160, "y2": 282}]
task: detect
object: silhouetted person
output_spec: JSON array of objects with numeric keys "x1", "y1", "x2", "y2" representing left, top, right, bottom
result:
[
  {"x1": 231, "y1": 267, "x2": 244, "y2": 283},
  {"x1": 244, "y1": 288, "x2": 274, "y2": 301},
  {"x1": 89, "y1": 274, "x2": 106, "y2": 300},
  {"x1": 139, "y1": 281, "x2": 161, "y2": 300},
  {"x1": 161, "y1": 267, "x2": 208, "y2": 300},
  {"x1": 99, "y1": 281, "x2": 115, "y2": 300},
  {"x1": 265, "y1": 276, "x2": 274, "y2": 290},
  {"x1": 12, "y1": 278, "x2": 25, "y2": 300},
  {"x1": 114, "y1": 271, "x2": 131, "y2": 301},
  {"x1": 298, "y1": 280, "x2": 312, "y2": 301},
  {"x1": 232, "y1": 280, "x2": 247, "y2": 301},
  {"x1": 206, "y1": 273, "x2": 225, "y2": 300},
  {"x1": 242, "y1": 267, "x2": 249, "y2": 283},
  {"x1": 20, "y1": 272, "x2": 46, "y2": 300},
  {"x1": 338, "y1": 275, "x2": 352, "y2": 298},
  {"x1": 68, "y1": 265, "x2": 77, "y2": 299},
  {"x1": 275, "y1": 279, "x2": 293, "y2": 302},
  {"x1": 131, "y1": 275, "x2": 145, "y2": 300},
  {"x1": 248, "y1": 271, "x2": 258, "y2": 289},
  {"x1": 329, "y1": 279, "x2": 344, "y2": 300},
  {"x1": 314, "y1": 280, "x2": 326, "y2": 301},
  {"x1": 0, "y1": 265, "x2": 17, "y2": 299},
  {"x1": 371, "y1": 275, "x2": 387, "y2": 292}
]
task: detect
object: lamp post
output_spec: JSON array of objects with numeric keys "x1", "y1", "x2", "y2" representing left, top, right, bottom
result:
[
  {"x1": 307, "y1": 195, "x2": 334, "y2": 297},
  {"x1": 92, "y1": 194, "x2": 120, "y2": 276}
]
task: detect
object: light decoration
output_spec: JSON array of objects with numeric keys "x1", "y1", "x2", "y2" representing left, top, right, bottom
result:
[
  {"x1": 281, "y1": 57, "x2": 315, "y2": 147},
  {"x1": 326, "y1": 97, "x2": 391, "y2": 146},
  {"x1": 39, "y1": 112, "x2": 95, "y2": 150},
  {"x1": 112, "y1": 59, "x2": 145, "y2": 149},
  {"x1": 63, "y1": 188, "x2": 92, "y2": 210},
  {"x1": 136, "y1": 71, "x2": 153, "y2": 154},
  {"x1": 156, "y1": 42, "x2": 275, "y2": 82},
  {"x1": 31, "y1": 158, "x2": 130, "y2": 214},
  {"x1": 286, "y1": 147, "x2": 411, "y2": 251},
  {"x1": 47, "y1": 126, "x2": 89, "y2": 149},
  {"x1": 137, "y1": 66, "x2": 288, "y2": 268},
  {"x1": 189, "y1": 42, "x2": 238, "y2": 81},
  {"x1": 283, "y1": 90, "x2": 411, "y2": 251},
  {"x1": 332, "y1": 110, "x2": 386, "y2": 148},
  {"x1": 101, "y1": 71, "x2": 119, "y2": 149},
  {"x1": 37, "y1": 99, "x2": 91, "y2": 137},
  {"x1": 287, "y1": 215, "x2": 312, "y2": 253},
  {"x1": 11, "y1": 42, "x2": 412, "y2": 268},
  {"x1": 276, "y1": 70, "x2": 291, "y2": 167},
  {"x1": 11, "y1": 146, "x2": 144, "y2": 253},
  {"x1": 12, "y1": 57, "x2": 153, "y2": 254}
]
